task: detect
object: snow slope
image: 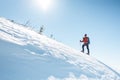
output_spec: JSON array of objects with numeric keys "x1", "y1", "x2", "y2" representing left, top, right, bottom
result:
[{"x1": 0, "y1": 17, "x2": 120, "y2": 80}]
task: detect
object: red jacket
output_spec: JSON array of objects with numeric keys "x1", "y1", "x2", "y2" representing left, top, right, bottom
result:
[{"x1": 81, "y1": 37, "x2": 89, "y2": 44}]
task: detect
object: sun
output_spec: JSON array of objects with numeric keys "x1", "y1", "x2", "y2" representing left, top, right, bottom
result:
[{"x1": 31, "y1": 0, "x2": 54, "y2": 12}]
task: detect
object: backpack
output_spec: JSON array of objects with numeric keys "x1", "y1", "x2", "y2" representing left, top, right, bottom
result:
[{"x1": 87, "y1": 37, "x2": 90, "y2": 44}]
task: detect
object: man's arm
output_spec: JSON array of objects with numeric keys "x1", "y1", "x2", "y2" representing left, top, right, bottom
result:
[{"x1": 80, "y1": 40, "x2": 83, "y2": 42}]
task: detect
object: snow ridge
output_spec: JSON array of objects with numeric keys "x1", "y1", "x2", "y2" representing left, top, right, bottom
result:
[{"x1": 0, "y1": 17, "x2": 120, "y2": 80}]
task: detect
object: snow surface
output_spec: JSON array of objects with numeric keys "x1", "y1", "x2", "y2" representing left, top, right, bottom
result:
[{"x1": 0, "y1": 17, "x2": 120, "y2": 80}]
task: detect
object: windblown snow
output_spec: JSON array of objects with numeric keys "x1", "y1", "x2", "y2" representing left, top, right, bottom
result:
[{"x1": 0, "y1": 17, "x2": 120, "y2": 80}]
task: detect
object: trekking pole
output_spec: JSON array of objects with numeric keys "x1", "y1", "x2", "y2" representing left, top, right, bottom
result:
[{"x1": 79, "y1": 40, "x2": 82, "y2": 51}]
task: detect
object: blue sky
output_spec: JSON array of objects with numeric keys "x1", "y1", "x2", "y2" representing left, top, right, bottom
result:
[{"x1": 0, "y1": 0, "x2": 120, "y2": 71}]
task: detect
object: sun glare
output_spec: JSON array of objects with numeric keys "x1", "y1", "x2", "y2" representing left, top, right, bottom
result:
[{"x1": 31, "y1": 0, "x2": 54, "y2": 12}]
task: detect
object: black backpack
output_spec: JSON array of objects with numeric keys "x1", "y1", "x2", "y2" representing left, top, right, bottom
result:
[{"x1": 87, "y1": 37, "x2": 90, "y2": 44}]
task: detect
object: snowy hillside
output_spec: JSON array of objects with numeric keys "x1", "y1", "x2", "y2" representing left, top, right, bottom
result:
[{"x1": 0, "y1": 17, "x2": 120, "y2": 80}]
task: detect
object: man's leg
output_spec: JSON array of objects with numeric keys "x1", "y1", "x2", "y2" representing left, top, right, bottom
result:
[
  {"x1": 86, "y1": 44, "x2": 90, "y2": 55},
  {"x1": 81, "y1": 44, "x2": 85, "y2": 53}
]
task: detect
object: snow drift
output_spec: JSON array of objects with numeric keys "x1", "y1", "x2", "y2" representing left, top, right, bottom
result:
[{"x1": 0, "y1": 17, "x2": 120, "y2": 80}]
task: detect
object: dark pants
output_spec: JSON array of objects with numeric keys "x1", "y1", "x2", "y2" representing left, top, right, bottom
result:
[{"x1": 82, "y1": 43, "x2": 90, "y2": 55}]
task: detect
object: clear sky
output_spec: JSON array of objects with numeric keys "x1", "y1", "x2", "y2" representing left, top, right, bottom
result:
[{"x1": 0, "y1": 0, "x2": 120, "y2": 71}]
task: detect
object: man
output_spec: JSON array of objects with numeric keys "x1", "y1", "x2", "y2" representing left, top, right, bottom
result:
[{"x1": 80, "y1": 34, "x2": 90, "y2": 55}]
